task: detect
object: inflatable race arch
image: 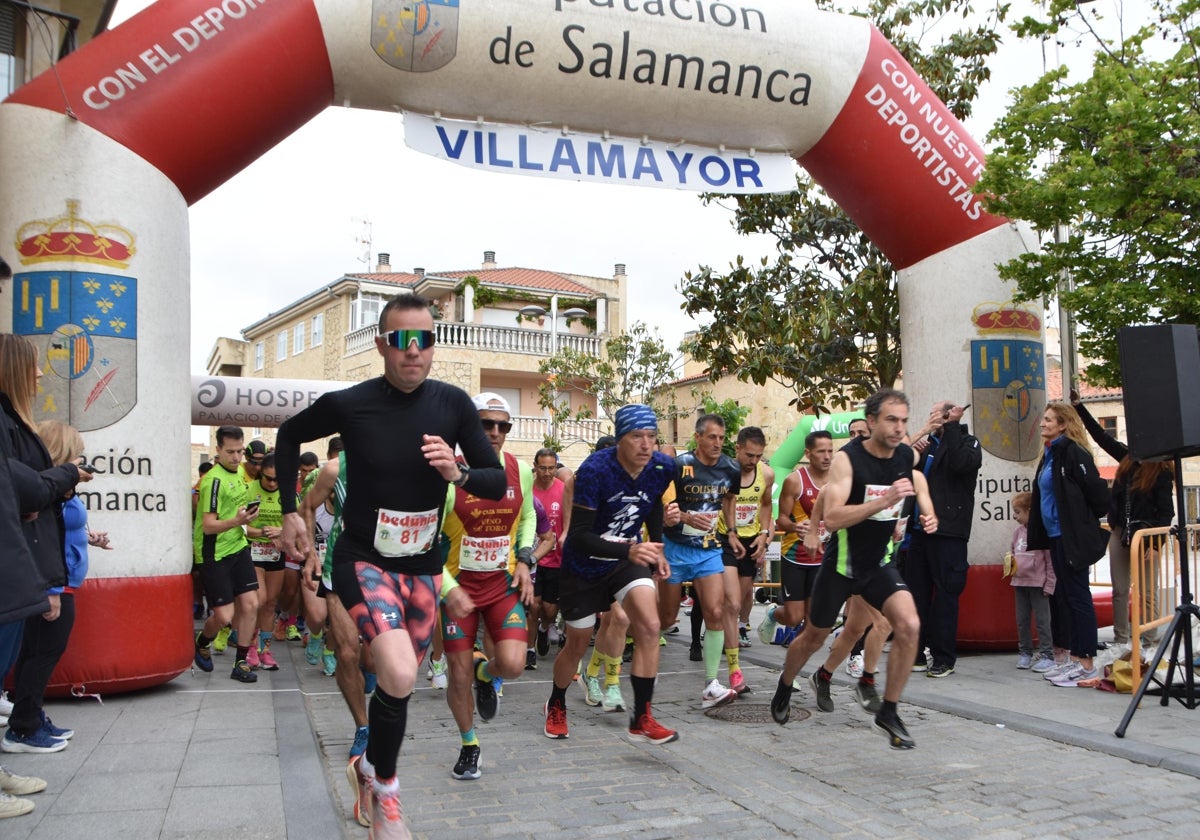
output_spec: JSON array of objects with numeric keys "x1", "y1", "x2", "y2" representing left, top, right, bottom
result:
[{"x1": 2, "y1": 0, "x2": 1053, "y2": 694}]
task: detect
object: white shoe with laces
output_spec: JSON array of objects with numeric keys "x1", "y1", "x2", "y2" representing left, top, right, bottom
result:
[
  {"x1": 701, "y1": 679, "x2": 736, "y2": 709},
  {"x1": 845, "y1": 653, "x2": 865, "y2": 679}
]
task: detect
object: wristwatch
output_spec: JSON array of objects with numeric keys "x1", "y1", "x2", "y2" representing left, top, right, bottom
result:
[{"x1": 451, "y1": 465, "x2": 470, "y2": 487}]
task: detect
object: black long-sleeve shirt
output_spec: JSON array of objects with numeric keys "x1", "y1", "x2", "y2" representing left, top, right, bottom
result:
[{"x1": 275, "y1": 377, "x2": 504, "y2": 575}]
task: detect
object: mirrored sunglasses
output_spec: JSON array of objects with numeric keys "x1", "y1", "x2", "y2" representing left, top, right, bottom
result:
[{"x1": 382, "y1": 329, "x2": 436, "y2": 350}]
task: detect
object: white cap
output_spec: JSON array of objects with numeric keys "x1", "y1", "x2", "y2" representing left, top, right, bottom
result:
[{"x1": 472, "y1": 392, "x2": 512, "y2": 417}]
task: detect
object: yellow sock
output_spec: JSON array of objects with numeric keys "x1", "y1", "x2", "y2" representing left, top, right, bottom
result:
[
  {"x1": 586, "y1": 648, "x2": 604, "y2": 679},
  {"x1": 604, "y1": 654, "x2": 622, "y2": 687},
  {"x1": 725, "y1": 647, "x2": 740, "y2": 674}
]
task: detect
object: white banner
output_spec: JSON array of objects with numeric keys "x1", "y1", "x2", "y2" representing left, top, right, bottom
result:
[{"x1": 404, "y1": 112, "x2": 795, "y2": 193}]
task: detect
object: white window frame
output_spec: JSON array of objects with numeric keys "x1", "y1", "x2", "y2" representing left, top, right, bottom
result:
[
  {"x1": 350, "y1": 293, "x2": 385, "y2": 331},
  {"x1": 276, "y1": 331, "x2": 287, "y2": 362},
  {"x1": 293, "y1": 321, "x2": 306, "y2": 355},
  {"x1": 311, "y1": 313, "x2": 324, "y2": 347},
  {"x1": 254, "y1": 341, "x2": 264, "y2": 371}
]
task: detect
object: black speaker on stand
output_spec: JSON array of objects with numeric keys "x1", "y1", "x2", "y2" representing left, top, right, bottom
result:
[{"x1": 1115, "y1": 324, "x2": 1200, "y2": 737}]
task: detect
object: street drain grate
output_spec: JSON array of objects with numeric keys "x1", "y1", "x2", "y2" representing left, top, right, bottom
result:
[{"x1": 704, "y1": 703, "x2": 811, "y2": 724}]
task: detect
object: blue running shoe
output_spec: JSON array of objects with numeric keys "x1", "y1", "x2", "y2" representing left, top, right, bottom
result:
[
  {"x1": 38, "y1": 711, "x2": 74, "y2": 740},
  {"x1": 349, "y1": 725, "x2": 369, "y2": 759},
  {"x1": 362, "y1": 669, "x2": 377, "y2": 696}
]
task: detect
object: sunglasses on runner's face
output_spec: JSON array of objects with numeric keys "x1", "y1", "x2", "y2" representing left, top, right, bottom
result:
[
  {"x1": 480, "y1": 419, "x2": 513, "y2": 433},
  {"x1": 382, "y1": 329, "x2": 436, "y2": 350}
]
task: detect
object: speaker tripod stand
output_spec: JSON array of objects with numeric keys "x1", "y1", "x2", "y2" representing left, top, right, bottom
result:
[{"x1": 1115, "y1": 454, "x2": 1198, "y2": 738}]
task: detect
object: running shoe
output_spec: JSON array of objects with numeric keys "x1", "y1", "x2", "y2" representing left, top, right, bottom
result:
[
  {"x1": 701, "y1": 679, "x2": 736, "y2": 709},
  {"x1": 773, "y1": 625, "x2": 799, "y2": 647},
  {"x1": 1031, "y1": 654, "x2": 1058, "y2": 673},
  {"x1": 681, "y1": 596, "x2": 694, "y2": 608},
  {"x1": 1016, "y1": 653, "x2": 1033, "y2": 670},
  {"x1": 273, "y1": 617, "x2": 288, "y2": 641},
  {"x1": 304, "y1": 633, "x2": 323, "y2": 666},
  {"x1": 363, "y1": 670, "x2": 378, "y2": 696},
  {"x1": 757, "y1": 605, "x2": 778, "y2": 646},
  {"x1": 601, "y1": 683, "x2": 625, "y2": 712},
  {"x1": 927, "y1": 663, "x2": 955, "y2": 678},
  {"x1": 0, "y1": 692, "x2": 11, "y2": 717},
  {"x1": 322, "y1": 648, "x2": 337, "y2": 677},
  {"x1": 664, "y1": 623, "x2": 680, "y2": 635},
  {"x1": 525, "y1": 650, "x2": 538, "y2": 671},
  {"x1": 911, "y1": 653, "x2": 928, "y2": 672},
  {"x1": 1, "y1": 729, "x2": 66, "y2": 754},
  {"x1": 346, "y1": 755, "x2": 373, "y2": 828},
  {"x1": 38, "y1": 712, "x2": 73, "y2": 741},
  {"x1": 0, "y1": 764, "x2": 47, "y2": 795},
  {"x1": 349, "y1": 725, "x2": 369, "y2": 760},
  {"x1": 213, "y1": 625, "x2": 232, "y2": 654},
  {"x1": 582, "y1": 674, "x2": 603, "y2": 707},
  {"x1": 230, "y1": 659, "x2": 257, "y2": 683},
  {"x1": 286, "y1": 622, "x2": 302, "y2": 642},
  {"x1": 622, "y1": 638, "x2": 634, "y2": 663},
  {"x1": 493, "y1": 677, "x2": 504, "y2": 698},
  {"x1": 1050, "y1": 664, "x2": 1099, "y2": 687},
  {"x1": 770, "y1": 677, "x2": 793, "y2": 725},
  {"x1": 854, "y1": 680, "x2": 882, "y2": 714},
  {"x1": 246, "y1": 645, "x2": 260, "y2": 670},
  {"x1": 846, "y1": 653, "x2": 865, "y2": 679},
  {"x1": 628, "y1": 709, "x2": 678, "y2": 745},
  {"x1": 536, "y1": 626, "x2": 550, "y2": 657},
  {"x1": 729, "y1": 670, "x2": 751, "y2": 695},
  {"x1": 429, "y1": 656, "x2": 448, "y2": 690},
  {"x1": 258, "y1": 641, "x2": 280, "y2": 671},
  {"x1": 873, "y1": 710, "x2": 916, "y2": 749},
  {"x1": 475, "y1": 672, "x2": 499, "y2": 721},
  {"x1": 810, "y1": 672, "x2": 834, "y2": 713},
  {"x1": 0, "y1": 791, "x2": 34, "y2": 819},
  {"x1": 451, "y1": 744, "x2": 481, "y2": 781},
  {"x1": 544, "y1": 700, "x2": 569, "y2": 739},
  {"x1": 194, "y1": 643, "x2": 213, "y2": 673},
  {"x1": 738, "y1": 626, "x2": 752, "y2": 648},
  {"x1": 370, "y1": 778, "x2": 411, "y2": 840},
  {"x1": 1042, "y1": 660, "x2": 1076, "y2": 681},
  {"x1": 688, "y1": 642, "x2": 702, "y2": 662}
]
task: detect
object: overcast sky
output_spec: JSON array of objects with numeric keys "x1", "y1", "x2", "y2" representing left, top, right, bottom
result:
[{"x1": 103, "y1": 0, "x2": 1138, "y2": 442}]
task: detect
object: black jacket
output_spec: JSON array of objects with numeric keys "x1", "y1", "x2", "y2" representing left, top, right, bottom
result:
[
  {"x1": 0, "y1": 393, "x2": 78, "y2": 598},
  {"x1": 1027, "y1": 435, "x2": 1110, "y2": 569},
  {"x1": 1076, "y1": 402, "x2": 1173, "y2": 530},
  {"x1": 914, "y1": 422, "x2": 983, "y2": 540}
]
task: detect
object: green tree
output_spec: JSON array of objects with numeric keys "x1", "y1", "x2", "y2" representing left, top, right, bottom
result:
[
  {"x1": 977, "y1": 0, "x2": 1200, "y2": 386},
  {"x1": 536, "y1": 322, "x2": 704, "y2": 449},
  {"x1": 683, "y1": 396, "x2": 753, "y2": 457},
  {"x1": 681, "y1": 0, "x2": 1008, "y2": 413}
]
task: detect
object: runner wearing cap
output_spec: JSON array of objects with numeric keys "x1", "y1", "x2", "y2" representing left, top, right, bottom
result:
[
  {"x1": 438, "y1": 392, "x2": 536, "y2": 781},
  {"x1": 543, "y1": 404, "x2": 681, "y2": 744}
]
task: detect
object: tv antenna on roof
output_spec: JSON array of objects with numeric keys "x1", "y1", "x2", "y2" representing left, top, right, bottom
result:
[{"x1": 352, "y1": 216, "x2": 372, "y2": 265}]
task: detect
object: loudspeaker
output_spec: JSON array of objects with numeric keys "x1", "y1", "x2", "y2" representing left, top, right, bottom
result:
[{"x1": 1117, "y1": 324, "x2": 1200, "y2": 461}]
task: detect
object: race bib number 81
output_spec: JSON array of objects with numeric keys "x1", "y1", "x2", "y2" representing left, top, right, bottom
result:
[{"x1": 374, "y1": 508, "x2": 439, "y2": 557}]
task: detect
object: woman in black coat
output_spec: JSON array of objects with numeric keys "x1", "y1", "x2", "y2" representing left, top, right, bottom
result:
[
  {"x1": 1071, "y1": 392, "x2": 1174, "y2": 648},
  {"x1": 1026, "y1": 401, "x2": 1110, "y2": 687},
  {"x1": 0, "y1": 334, "x2": 85, "y2": 754}
]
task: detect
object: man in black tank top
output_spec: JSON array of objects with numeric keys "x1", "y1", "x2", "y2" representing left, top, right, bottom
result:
[{"x1": 768, "y1": 388, "x2": 937, "y2": 750}]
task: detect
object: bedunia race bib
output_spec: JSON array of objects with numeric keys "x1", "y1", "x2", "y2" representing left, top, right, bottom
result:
[
  {"x1": 459, "y1": 534, "x2": 511, "y2": 572},
  {"x1": 374, "y1": 507, "x2": 439, "y2": 558}
]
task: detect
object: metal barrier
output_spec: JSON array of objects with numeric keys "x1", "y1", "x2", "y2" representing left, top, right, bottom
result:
[{"x1": 1129, "y1": 524, "x2": 1200, "y2": 685}]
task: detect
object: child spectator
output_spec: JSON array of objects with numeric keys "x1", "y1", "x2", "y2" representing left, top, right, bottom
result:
[{"x1": 1009, "y1": 492, "x2": 1055, "y2": 670}]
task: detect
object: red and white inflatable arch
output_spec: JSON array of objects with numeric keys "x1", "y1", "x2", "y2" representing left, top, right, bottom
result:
[{"x1": 1, "y1": 0, "x2": 1057, "y2": 694}]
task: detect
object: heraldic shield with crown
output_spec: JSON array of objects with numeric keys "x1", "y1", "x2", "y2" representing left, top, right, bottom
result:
[
  {"x1": 969, "y1": 303, "x2": 1045, "y2": 463},
  {"x1": 371, "y1": 0, "x2": 460, "y2": 72},
  {"x1": 12, "y1": 200, "x2": 137, "y2": 432}
]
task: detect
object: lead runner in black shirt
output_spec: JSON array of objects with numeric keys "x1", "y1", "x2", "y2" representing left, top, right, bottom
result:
[
  {"x1": 277, "y1": 294, "x2": 504, "y2": 838},
  {"x1": 767, "y1": 388, "x2": 937, "y2": 750}
]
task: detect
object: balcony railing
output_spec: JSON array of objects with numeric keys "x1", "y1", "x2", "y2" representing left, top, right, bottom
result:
[
  {"x1": 345, "y1": 322, "x2": 602, "y2": 358},
  {"x1": 508, "y1": 415, "x2": 605, "y2": 444}
]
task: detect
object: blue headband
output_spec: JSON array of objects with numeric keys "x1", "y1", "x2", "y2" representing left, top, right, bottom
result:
[{"x1": 614, "y1": 404, "x2": 658, "y2": 439}]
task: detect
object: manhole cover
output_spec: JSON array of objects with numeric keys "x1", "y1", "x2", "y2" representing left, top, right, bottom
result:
[{"x1": 704, "y1": 703, "x2": 811, "y2": 724}]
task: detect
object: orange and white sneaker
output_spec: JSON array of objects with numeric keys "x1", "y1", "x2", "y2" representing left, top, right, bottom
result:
[
  {"x1": 369, "y1": 777, "x2": 411, "y2": 840},
  {"x1": 701, "y1": 678, "x2": 737, "y2": 709},
  {"x1": 628, "y1": 708, "x2": 679, "y2": 745},
  {"x1": 347, "y1": 754, "x2": 373, "y2": 828}
]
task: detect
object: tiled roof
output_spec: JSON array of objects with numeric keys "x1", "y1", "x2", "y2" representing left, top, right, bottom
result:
[
  {"x1": 1046, "y1": 368, "x2": 1123, "y2": 402},
  {"x1": 346, "y1": 267, "x2": 598, "y2": 297}
]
